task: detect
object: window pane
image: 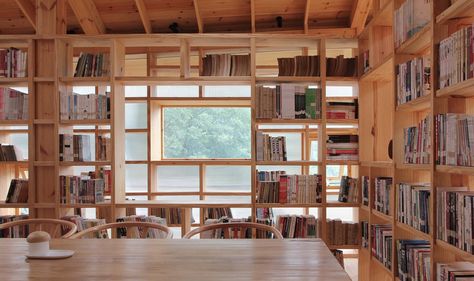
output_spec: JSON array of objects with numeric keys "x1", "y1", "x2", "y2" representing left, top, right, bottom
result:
[
  {"x1": 125, "y1": 103, "x2": 147, "y2": 129},
  {"x1": 267, "y1": 133, "x2": 301, "y2": 161},
  {"x1": 204, "y1": 86, "x2": 251, "y2": 97},
  {"x1": 326, "y1": 85, "x2": 355, "y2": 97},
  {"x1": 10, "y1": 133, "x2": 28, "y2": 160},
  {"x1": 125, "y1": 133, "x2": 147, "y2": 160},
  {"x1": 206, "y1": 166, "x2": 250, "y2": 192},
  {"x1": 231, "y1": 208, "x2": 251, "y2": 219},
  {"x1": 327, "y1": 207, "x2": 355, "y2": 222},
  {"x1": 163, "y1": 108, "x2": 251, "y2": 159},
  {"x1": 310, "y1": 140, "x2": 319, "y2": 161},
  {"x1": 126, "y1": 164, "x2": 147, "y2": 192},
  {"x1": 156, "y1": 166, "x2": 199, "y2": 192},
  {"x1": 125, "y1": 86, "x2": 147, "y2": 97},
  {"x1": 155, "y1": 86, "x2": 199, "y2": 97}
]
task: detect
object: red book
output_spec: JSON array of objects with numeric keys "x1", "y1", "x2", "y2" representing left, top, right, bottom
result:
[{"x1": 279, "y1": 175, "x2": 288, "y2": 204}]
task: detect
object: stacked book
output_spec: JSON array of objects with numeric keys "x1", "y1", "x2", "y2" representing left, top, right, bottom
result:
[
  {"x1": 0, "y1": 48, "x2": 27, "y2": 77},
  {"x1": 326, "y1": 134, "x2": 359, "y2": 161},
  {"x1": 362, "y1": 176, "x2": 369, "y2": 206},
  {"x1": 374, "y1": 177, "x2": 392, "y2": 215},
  {"x1": 396, "y1": 56, "x2": 431, "y2": 105},
  {"x1": 201, "y1": 217, "x2": 252, "y2": 239},
  {"x1": 435, "y1": 113, "x2": 474, "y2": 166},
  {"x1": 74, "y1": 52, "x2": 110, "y2": 77},
  {"x1": 255, "y1": 132, "x2": 286, "y2": 161},
  {"x1": 61, "y1": 216, "x2": 107, "y2": 238},
  {"x1": 256, "y1": 85, "x2": 322, "y2": 119},
  {"x1": 326, "y1": 99, "x2": 358, "y2": 120},
  {"x1": 0, "y1": 215, "x2": 29, "y2": 238},
  {"x1": 59, "y1": 174, "x2": 105, "y2": 204},
  {"x1": 116, "y1": 215, "x2": 168, "y2": 239},
  {"x1": 60, "y1": 92, "x2": 110, "y2": 120},
  {"x1": 204, "y1": 208, "x2": 233, "y2": 220},
  {"x1": 276, "y1": 214, "x2": 321, "y2": 238},
  {"x1": 0, "y1": 88, "x2": 28, "y2": 120},
  {"x1": 396, "y1": 240, "x2": 431, "y2": 281},
  {"x1": 201, "y1": 54, "x2": 251, "y2": 76},
  {"x1": 277, "y1": 55, "x2": 320, "y2": 76},
  {"x1": 256, "y1": 173, "x2": 323, "y2": 204},
  {"x1": 5, "y1": 179, "x2": 28, "y2": 203},
  {"x1": 403, "y1": 116, "x2": 431, "y2": 164},
  {"x1": 326, "y1": 219, "x2": 359, "y2": 246},
  {"x1": 437, "y1": 187, "x2": 474, "y2": 254},
  {"x1": 337, "y1": 176, "x2": 359, "y2": 203},
  {"x1": 0, "y1": 144, "x2": 24, "y2": 161},
  {"x1": 394, "y1": 0, "x2": 431, "y2": 48},
  {"x1": 371, "y1": 224, "x2": 393, "y2": 270},
  {"x1": 437, "y1": 262, "x2": 474, "y2": 280},
  {"x1": 97, "y1": 136, "x2": 111, "y2": 161},
  {"x1": 397, "y1": 183, "x2": 430, "y2": 234},
  {"x1": 439, "y1": 25, "x2": 474, "y2": 89},
  {"x1": 59, "y1": 134, "x2": 92, "y2": 162},
  {"x1": 361, "y1": 221, "x2": 369, "y2": 248},
  {"x1": 326, "y1": 55, "x2": 358, "y2": 77}
]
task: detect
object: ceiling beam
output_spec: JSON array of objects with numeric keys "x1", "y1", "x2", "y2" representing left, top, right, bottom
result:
[
  {"x1": 15, "y1": 0, "x2": 36, "y2": 31},
  {"x1": 68, "y1": 0, "x2": 106, "y2": 34},
  {"x1": 304, "y1": 0, "x2": 310, "y2": 34},
  {"x1": 251, "y1": 0, "x2": 256, "y2": 33},
  {"x1": 134, "y1": 0, "x2": 152, "y2": 34},
  {"x1": 350, "y1": 0, "x2": 372, "y2": 34},
  {"x1": 193, "y1": 0, "x2": 203, "y2": 33}
]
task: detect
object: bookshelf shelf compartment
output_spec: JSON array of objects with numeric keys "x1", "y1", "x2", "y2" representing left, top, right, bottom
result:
[
  {"x1": 360, "y1": 55, "x2": 393, "y2": 82},
  {"x1": 396, "y1": 94, "x2": 431, "y2": 112},
  {"x1": 371, "y1": 256, "x2": 393, "y2": 275},
  {"x1": 395, "y1": 24, "x2": 431, "y2": 55},
  {"x1": 395, "y1": 221, "x2": 431, "y2": 241},
  {"x1": 59, "y1": 161, "x2": 111, "y2": 167},
  {"x1": 395, "y1": 163, "x2": 431, "y2": 170},
  {"x1": 115, "y1": 76, "x2": 252, "y2": 85},
  {"x1": 59, "y1": 77, "x2": 111, "y2": 85},
  {"x1": 436, "y1": 77, "x2": 474, "y2": 98},
  {"x1": 0, "y1": 77, "x2": 29, "y2": 85},
  {"x1": 372, "y1": 210, "x2": 392, "y2": 221},
  {"x1": 436, "y1": 0, "x2": 474, "y2": 25},
  {"x1": 436, "y1": 165, "x2": 474, "y2": 175},
  {"x1": 436, "y1": 239, "x2": 474, "y2": 261}
]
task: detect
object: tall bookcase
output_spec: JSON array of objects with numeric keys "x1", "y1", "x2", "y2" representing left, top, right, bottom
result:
[{"x1": 358, "y1": 0, "x2": 474, "y2": 280}]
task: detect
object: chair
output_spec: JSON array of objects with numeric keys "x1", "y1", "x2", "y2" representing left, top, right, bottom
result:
[
  {"x1": 0, "y1": 219, "x2": 78, "y2": 239},
  {"x1": 69, "y1": 221, "x2": 173, "y2": 239},
  {"x1": 183, "y1": 222, "x2": 283, "y2": 239}
]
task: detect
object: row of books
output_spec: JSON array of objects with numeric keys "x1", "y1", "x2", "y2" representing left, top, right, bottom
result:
[
  {"x1": 150, "y1": 208, "x2": 183, "y2": 225},
  {"x1": 97, "y1": 136, "x2": 111, "y2": 161},
  {"x1": 201, "y1": 217, "x2": 273, "y2": 239},
  {"x1": 0, "y1": 48, "x2": 27, "y2": 77},
  {"x1": 59, "y1": 134, "x2": 92, "y2": 162},
  {"x1": 374, "y1": 177, "x2": 392, "y2": 216},
  {"x1": 371, "y1": 224, "x2": 393, "y2": 270},
  {"x1": 60, "y1": 92, "x2": 110, "y2": 120},
  {"x1": 5, "y1": 179, "x2": 28, "y2": 203},
  {"x1": 0, "y1": 88, "x2": 28, "y2": 120},
  {"x1": 61, "y1": 216, "x2": 107, "y2": 238},
  {"x1": 435, "y1": 113, "x2": 474, "y2": 167},
  {"x1": 437, "y1": 262, "x2": 474, "y2": 280},
  {"x1": 255, "y1": 85, "x2": 322, "y2": 119},
  {"x1": 397, "y1": 183, "x2": 431, "y2": 234},
  {"x1": 277, "y1": 55, "x2": 320, "y2": 76},
  {"x1": 361, "y1": 221, "x2": 369, "y2": 248},
  {"x1": 255, "y1": 132, "x2": 287, "y2": 161},
  {"x1": 59, "y1": 174, "x2": 105, "y2": 204},
  {"x1": 362, "y1": 176, "x2": 369, "y2": 206},
  {"x1": 396, "y1": 240, "x2": 431, "y2": 281},
  {"x1": 256, "y1": 173, "x2": 323, "y2": 204},
  {"x1": 403, "y1": 116, "x2": 431, "y2": 164},
  {"x1": 394, "y1": 0, "x2": 431, "y2": 48},
  {"x1": 276, "y1": 214, "x2": 321, "y2": 238},
  {"x1": 116, "y1": 215, "x2": 168, "y2": 239},
  {"x1": 74, "y1": 52, "x2": 110, "y2": 77},
  {"x1": 201, "y1": 54, "x2": 251, "y2": 76},
  {"x1": 326, "y1": 219, "x2": 359, "y2": 246},
  {"x1": 396, "y1": 56, "x2": 431, "y2": 106},
  {"x1": 203, "y1": 207, "x2": 233, "y2": 220},
  {"x1": 439, "y1": 24, "x2": 474, "y2": 89},
  {"x1": 326, "y1": 55, "x2": 357, "y2": 77},
  {"x1": 0, "y1": 144, "x2": 24, "y2": 161},
  {"x1": 326, "y1": 134, "x2": 359, "y2": 161},
  {"x1": 0, "y1": 215, "x2": 29, "y2": 238},
  {"x1": 337, "y1": 176, "x2": 358, "y2": 203},
  {"x1": 437, "y1": 187, "x2": 474, "y2": 254},
  {"x1": 326, "y1": 99, "x2": 358, "y2": 120}
]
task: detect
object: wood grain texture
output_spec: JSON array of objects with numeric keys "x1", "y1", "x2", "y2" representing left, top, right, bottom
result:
[{"x1": 0, "y1": 239, "x2": 351, "y2": 280}]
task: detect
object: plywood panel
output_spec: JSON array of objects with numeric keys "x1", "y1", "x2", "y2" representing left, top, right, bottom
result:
[
  {"x1": 374, "y1": 81, "x2": 393, "y2": 161},
  {"x1": 359, "y1": 82, "x2": 375, "y2": 162},
  {"x1": 144, "y1": 0, "x2": 198, "y2": 33},
  {"x1": 34, "y1": 167, "x2": 56, "y2": 203}
]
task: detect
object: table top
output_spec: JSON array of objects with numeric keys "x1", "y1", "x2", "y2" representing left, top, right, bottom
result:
[{"x1": 0, "y1": 239, "x2": 351, "y2": 281}]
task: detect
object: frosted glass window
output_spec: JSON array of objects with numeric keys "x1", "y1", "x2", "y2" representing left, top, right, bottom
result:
[
  {"x1": 231, "y1": 208, "x2": 251, "y2": 219},
  {"x1": 155, "y1": 86, "x2": 199, "y2": 97},
  {"x1": 125, "y1": 103, "x2": 147, "y2": 129},
  {"x1": 10, "y1": 87, "x2": 28, "y2": 93},
  {"x1": 204, "y1": 86, "x2": 251, "y2": 97},
  {"x1": 125, "y1": 86, "x2": 147, "y2": 97},
  {"x1": 327, "y1": 207, "x2": 356, "y2": 222},
  {"x1": 308, "y1": 208, "x2": 320, "y2": 219},
  {"x1": 309, "y1": 166, "x2": 319, "y2": 175},
  {"x1": 125, "y1": 164, "x2": 148, "y2": 192},
  {"x1": 326, "y1": 85, "x2": 355, "y2": 97},
  {"x1": 267, "y1": 133, "x2": 301, "y2": 161},
  {"x1": 203, "y1": 196, "x2": 251, "y2": 204},
  {"x1": 310, "y1": 140, "x2": 319, "y2": 161},
  {"x1": 10, "y1": 134, "x2": 28, "y2": 160},
  {"x1": 156, "y1": 166, "x2": 199, "y2": 192},
  {"x1": 272, "y1": 208, "x2": 305, "y2": 224},
  {"x1": 206, "y1": 166, "x2": 250, "y2": 192},
  {"x1": 125, "y1": 133, "x2": 147, "y2": 160}
]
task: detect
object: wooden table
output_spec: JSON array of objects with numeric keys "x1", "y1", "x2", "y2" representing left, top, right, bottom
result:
[{"x1": 0, "y1": 239, "x2": 351, "y2": 281}]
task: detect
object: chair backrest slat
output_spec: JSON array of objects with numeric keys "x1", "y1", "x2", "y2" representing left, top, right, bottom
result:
[
  {"x1": 0, "y1": 219, "x2": 77, "y2": 239},
  {"x1": 183, "y1": 222, "x2": 283, "y2": 239},
  {"x1": 69, "y1": 222, "x2": 173, "y2": 239}
]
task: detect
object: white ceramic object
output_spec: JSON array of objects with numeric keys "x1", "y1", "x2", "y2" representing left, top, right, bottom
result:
[{"x1": 26, "y1": 249, "x2": 75, "y2": 260}]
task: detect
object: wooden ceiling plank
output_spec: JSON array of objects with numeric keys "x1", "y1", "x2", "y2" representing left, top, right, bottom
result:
[
  {"x1": 350, "y1": 0, "x2": 372, "y2": 34},
  {"x1": 251, "y1": 0, "x2": 256, "y2": 33},
  {"x1": 193, "y1": 0, "x2": 204, "y2": 33},
  {"x1": 304, "y1": 0, "x2": 310, "y2": 34},
  {"x1": 15, "y1": 0, "x2": 36, "y2": 30},
  {"x1": 134, "y1": 0, "x2": 152, "y2": 33},
  {"x1": 68, "y1": 0, "x2": 106, "y2": 34}
]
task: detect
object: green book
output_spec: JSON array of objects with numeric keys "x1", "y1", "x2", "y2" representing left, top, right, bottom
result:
[{"x1": 305, "y1": 88, "x2": 316, "y2": 119}]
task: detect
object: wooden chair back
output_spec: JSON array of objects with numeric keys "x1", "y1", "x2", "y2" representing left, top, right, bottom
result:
[
  {"x1": 0, "y1": 219, "x2": 78, "y2": 238},
  {"x1": 69, "y1": 221, "x2": 173, "y2": 239},
  {"x1": 183, "y1": 222, "x2": 283, "y2": 239}
]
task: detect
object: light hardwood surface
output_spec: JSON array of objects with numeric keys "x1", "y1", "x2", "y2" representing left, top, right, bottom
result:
[{"x1": 0, "y1": 239, "x2": 351, "y2": 281}]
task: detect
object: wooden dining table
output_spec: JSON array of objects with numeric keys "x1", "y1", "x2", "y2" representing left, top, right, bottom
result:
[{"x1": 0, "y1": 238, "x2": 352, "y2": 280}]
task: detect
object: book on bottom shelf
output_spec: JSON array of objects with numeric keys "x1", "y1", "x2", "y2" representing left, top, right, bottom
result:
[
  {"x1": 437, "y1": 262, "x2": 474, "y2": 280},
  {"x1": 396, "y1": 240, "x2": 430, "y2": 281},
  {"x1": 61, "y1": 216, "x2": 107, "y2": 238},
  {"x1": 277, "y1": 55, "x2": 320, "y2": 76},
  {"x1": 0, "y1": 215, "x2": 29, "y2": 237},
  {"x1": 371, "y1": 224, "x2": 393, "y2": 270},
  {"x1": 60, "y1": 173, "x2": 105, "y2": 204},
  {"x1": 397, "y1": 183, "x2": 430, "y2": 234},
  {"x1": 326, "y1": 219, "x2": 359, "y2": 246},
  {"x1": 116, "y1": 215, "x2": 168, "y2": 239},
  {"x1": 276, "y1": 214, "x2": 321, "y2": 238},
  {"x1": 5, "y1": 179, "x2": 28, "y2": 203},
  {"x1": 326, "y1": 134, "x2": 359, "y2": 161},
  {"x1": 403, "y1": 116, "x2": 431, "y2": 165},
  {"x1": 0, "y1": 144, "x2": 24, "y2": 161},
  {"x1": 256, "y1": 132, "x2": 287, "y2": 161},
  {"x1": 201, "y1": 54, "x2": 251, "y2": 76}
]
